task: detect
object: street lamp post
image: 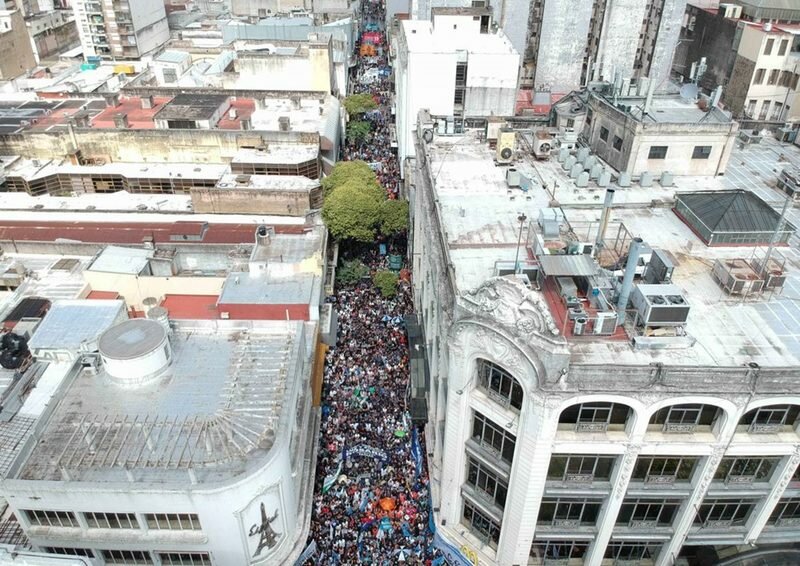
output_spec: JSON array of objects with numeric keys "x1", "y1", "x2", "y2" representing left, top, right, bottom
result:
[{"x1": 514, "y1": 213, "x2": 527, "y2": 274}]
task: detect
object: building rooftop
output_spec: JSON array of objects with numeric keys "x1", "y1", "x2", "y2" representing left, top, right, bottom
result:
[
  {"x1": 216, "y1": 173, "x2": 319, "y2": 192},
  {"x1": 232, "y1": 145, "x2": 319, "y2": 165},
  {"x1": 87, "y1": 245, "x2": 153, "y2": 275},
  {"x1": 153, "y1": 93, "x2": 230, "y2": 122},
  {"x1": 401, "y1": 18, "x2": 518, "y2": 55},
  {"x1": 586, "y1": 88, "x2": 734, "y2": 125},
  {"x1": 422, "y1": 130, "x2": 800, "y2": 368},
  {"x1": 219, "y1": 272, "x2": 317, "y2": 305},
  {"x1": 27, "y1": 300, "x2": 125, "y2": 353},
  {"x1": 12, "y1": 320, "x2": 308, "y2": 484}
]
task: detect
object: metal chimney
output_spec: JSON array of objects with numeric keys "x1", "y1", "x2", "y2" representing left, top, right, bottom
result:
[
  {"x1": 617, "y1": 237, "x2": 644, "y2": 324},
  {"x1": 594, "y1": 188, "x2": 615, "y2": 255}
]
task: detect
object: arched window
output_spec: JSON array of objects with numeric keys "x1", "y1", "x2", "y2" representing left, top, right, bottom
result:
[
  {"x1": 478, "y1": 359, "x2": 523, "y2": 410},
  {"x1": 649, "y1": 403, "x2": 721, "y2": 433},
  {"x1": 558, "y1": 401, "x2": 632, "y2": 432},
  {"x1": 739, "y1": 404, "x2": 800, "y2": 433}
]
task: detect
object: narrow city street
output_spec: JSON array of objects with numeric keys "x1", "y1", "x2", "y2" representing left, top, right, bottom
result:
[{"x1": 303, "y1": 1, "x2": 439, "y2": 564}]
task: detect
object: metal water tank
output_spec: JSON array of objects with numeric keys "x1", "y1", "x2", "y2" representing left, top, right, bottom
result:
[
  {"x1": 563, "y1": 155, "x2": 577, "y2": 171},
  {"x1": 576, "y1": 147, "x2": 590, "y2": 163},
  {"x1": 598, "y1": 170, "x2": 611, "y2": 187},
  {"x1": 570, "y1": 163, "x2": 583, "y2": 179},
  {"x1": 618, "y1": 172, "x2": 632, "y2": 187},
  {"x1": 660, "y1": 171, "x2": 674, "y2": 187},
  {"x1": 557, "y1": 147, "x2": 569, "y2": 163},
  {"x1": 146, "y1": 306, "x2": 171, "y2": 336},
  {"x1": 574, "y1": 317, "x2": 587, "y2": 335},
  {"x1": 640, "y1": 171, "x2": 653, "y2": 187},
  {"x1": 575, "y1": 172, "x2": 589, "y2": 187}
]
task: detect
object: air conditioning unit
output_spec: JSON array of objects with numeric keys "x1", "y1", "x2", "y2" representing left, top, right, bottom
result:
[
  {"x1": 573, "y1": 316, "x2": 588, "y2": 335},
  {"x1": 631, "y1": 284, "x2": 691, "y2": 327},
  {"x1": 644, "y1": 248, "x2": 674, "y2": 284},
  {"x1": 593, "y1": 312, "x2": 618, "y2": 335},
  {"x1": 496, "y1": 128, "x2": 515, "y2": 164},
  {"x1": 533, "y1": 131, "x2": 552, "y2": 159}
]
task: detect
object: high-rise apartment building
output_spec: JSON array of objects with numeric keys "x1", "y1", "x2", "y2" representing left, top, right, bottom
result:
[
  {"x1": 71, "y1": 0, "x2": 168, "y2": 59},
  {"x1": 411, "y1": 0, "x2": 687, "y2": 94}
]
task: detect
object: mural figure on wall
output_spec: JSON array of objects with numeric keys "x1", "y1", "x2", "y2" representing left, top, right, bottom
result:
[{"x1": 249, "y1": 502, "x2": 281, "y2": 557}]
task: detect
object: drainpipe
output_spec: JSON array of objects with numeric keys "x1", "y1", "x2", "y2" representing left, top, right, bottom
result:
[{"x1": 616, "y1": 237, "x2": 644, "y2": 324}]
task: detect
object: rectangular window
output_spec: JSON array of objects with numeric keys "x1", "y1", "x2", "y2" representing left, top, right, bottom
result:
[
  {"x1": 537, "y1": 497, "x2": 603, "y2": 527},
  {"x1": 746, "y1": 99, "x2": 757, "y2": 116},
  {"x1": 772, "y1": 101, "x2": 784, "y2": 121},
  {"x1": 599, "y1": 126, "x2": 609, "y2": 142},
  {"x1": 612, "y1": 135, "x2": 623, "y2": 151},
  {"x1": 765, "y1": 38, "x2": 775, "y2": 55},
  {"x1": 478, "y1": 360, "x2": 523, "y2": 410},
  {"x1": 694, "y1": 499, "x2": 757, "y2": 527},
  {"x1": 85, "y1": 512, "x2": 138, "y2": 529},
  {"x1": 547, "y1": 455, "x2": 615, "y2": 483},
  {"x1": 162, "y1": 67, "x2": 177, "y2": 83},
  {"x1": 760, "y1": 100, "x2": 772, "y2": 120},
  {"x1": 714, "y1": 457, "x2": 780, "y2": 484},
  {"x1": 754, "y1": 68, "x2": 765, "y2": 84},
  {"x1": 586, "y1": 108, "x2": 593, "y2": 126},
  {"x1": 462, "y1": 500, "x2": 501, "y2": 549},
  {"x1": 691, "y1": 146, "x2": 712, "y2": 160},
  {"x1": 530, "y1": 540, "x2": 589, "y2": 562},
  {"x1": 454, "y1": 62, "x2": 467, "y2": 106},
  {"x1": 157, "y1": 553, "x2": 212, "y2": 566},
  {"x1": 101, "y1": 550, "x2": 151, "y2": 565},
  {"x1": 617, "y1": 498, "x2": 682, "y2": 527},
  {"x1": 566, "y1": 118, "x2": 575, "y2": 128},
  {"x1": 768, "y1": 69, "x2": 780, "y2": 85},
  {"x1": 778, "y1": 39, "x2": 789, "y2": 56},
  {"x1": 472, "y1": 412, "x2": 516, "y2": 464},
  {"x1": 44, "y1": 548, "x2": 94, "y2": 557},
  {"x1": 632, "y1": 457, "x2": 696, "y2": 484},
  {"x1": 466, "y1": 456, "x2": 508, "y2": 508},
  {"x1": 604, "y1": 542, "x2": 662, "y2": 562},
  {"x1": 769, "y1": 498, "x2": 800, "y2": 526},
  {"x1": 145, "y1": 513, "x2": 202, "y2": 531},
  {"x1": 24, "y1": 510, "x2": 79, "y2": 528},
  {"x1": 648, "y1": 145, "x2": 668, "y2": 159},
  {"x1": 559, "y1": 402, "x2": 630, "y2": 432}
]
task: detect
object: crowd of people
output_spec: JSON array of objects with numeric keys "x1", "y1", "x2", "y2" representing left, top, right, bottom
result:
[
  {"x1": 304, "y1": 1, "x2": 441, "y2": 563},
  {"x1": 343, "y1": 2, "x2": 401, "y2": 198}
]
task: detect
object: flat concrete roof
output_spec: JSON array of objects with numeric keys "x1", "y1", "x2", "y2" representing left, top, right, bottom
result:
[
  {"x1": 15, "y1": 321, "x2": 307, "y2": 483},
  {"x1": 424, "y1": 131, "x2": 800, "y2": 368},
  {"x1": 153, "y1": 93, "x2": 229, "y2": 121},
  {"x1": 88, "y1": 245, "x2": 153, "y2": 275}
]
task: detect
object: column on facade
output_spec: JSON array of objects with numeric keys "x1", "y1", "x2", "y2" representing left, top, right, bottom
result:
[
  {"x1": 583, "y1": 443, "x2": 642, "y2": 565},
  {"x1": 655, "y1": 409, "x2": 742, "y2": 566},
  {"x1": 745, "y1": 447, "x2": 800, "y2": 542},
  {"x1": 496, "y1": 397, "x2": 559, "y2": 566}
]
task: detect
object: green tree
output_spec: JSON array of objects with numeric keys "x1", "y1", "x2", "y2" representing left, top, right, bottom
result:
[
  {"x1": 336, "y1": 259, "x2": 370, "y2": 285},
  {"x1": 373, "y1": 270, "x2": 399, "y2": 298},
  {"x1": 322, "y1": 181, "x2": 383, "y2": 241},
  {"x1": 379, "y1": 199, "x2": 409, "y2": 235},
  {"x1": 343, "y1": 93, "x2": 378, "y2": 117},
  {"x1": 321, "y1": 160, "x2": 381, "y2": 197},
  {"x1": 346, "y1": 120, "x2": 371, "y2": 145}
]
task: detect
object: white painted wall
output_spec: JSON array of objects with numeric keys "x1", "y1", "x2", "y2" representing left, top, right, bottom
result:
[
  {"x1": 533, "y1": 0, "x2": 594, "y2": 92},
  {"x1": 594, "y1": 0, "x2": 650, "y2": 82}
]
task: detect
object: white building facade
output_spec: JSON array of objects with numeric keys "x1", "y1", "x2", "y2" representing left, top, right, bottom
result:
[
  {"x1": 412, "y1": 126, "x2": 800, "y2": 566},
  {"x1": 71, "y1": 0, "x2": 169, "y2": 59},
  {"x1": 0, "y1": 319, "x2": 317, "y2": 566},
  {"x1": 394, "y1": 11, "x2": 519, "y2": 173}
]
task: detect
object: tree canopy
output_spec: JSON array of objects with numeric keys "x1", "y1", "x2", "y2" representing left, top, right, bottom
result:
[
  {"x1": 322, "y1": 181, "x2": 383, "y2": 242},
  {"x1": 343, "y1": 93, "x2": 378, "y2": 117},
  {"x1": 373, "y1": 270, "x2": 399, "y2": 298},
  {"x1": 321, "y1": 160, "x2": 381, "y2": 197},
  {"x1": 336, "y1": 259, "x2": 370, "y2": 285},
  {"x1": 346, "y1": 120, "x2": 371, "y2": 145},
  {"x1": 379, "y1": 199, "x2": 409, "y2": 235}
]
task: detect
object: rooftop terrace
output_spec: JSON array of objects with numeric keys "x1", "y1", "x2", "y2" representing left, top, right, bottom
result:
[{"x1": 423, "y1": 130, "x2": 800, "y2": 368}]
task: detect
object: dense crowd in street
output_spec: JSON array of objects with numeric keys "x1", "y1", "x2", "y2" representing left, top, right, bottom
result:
[{"x1": 303, "y1": 1, "x2": 440, "y2": 564}]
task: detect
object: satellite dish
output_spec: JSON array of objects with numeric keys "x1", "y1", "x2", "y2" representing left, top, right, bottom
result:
[{"x1": 679, "y1": 83, "x2": 699, "y2": 102}]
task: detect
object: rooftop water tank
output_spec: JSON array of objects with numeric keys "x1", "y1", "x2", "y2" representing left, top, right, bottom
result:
[{"x1": 98, "y1": 318, "x2": 170, "y2": 388}]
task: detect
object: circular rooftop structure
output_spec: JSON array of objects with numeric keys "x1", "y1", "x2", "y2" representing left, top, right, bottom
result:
[{"x1": 98, "y1": 318, "x2": 171, "y2": 388}]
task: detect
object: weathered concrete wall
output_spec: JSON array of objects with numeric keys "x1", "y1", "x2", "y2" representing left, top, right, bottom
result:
[
  {"x1": 533, "y1": 0, "x2": 594, "y2": 92},
  {"x1": 647, "y1": 0, "x2": 687, "y2": 86},
  {"x1": 230, "y1": 48, "x2": 333, "y2": 93},
  {"x1": 190, "y1": 186, "x2": 322, "y2": 216},
  {"x1": 725, "y1": 54, "x2": 756, "y2": 118},
  {"x1": 0, "y1": 128, "x2": 320, "y2": 163},
  {"x1": 594, "y1": 0, "x2": 649, "y2": 83},
  {"x1": 0, "y1": 11, "x2": 36, "y2": 80}
]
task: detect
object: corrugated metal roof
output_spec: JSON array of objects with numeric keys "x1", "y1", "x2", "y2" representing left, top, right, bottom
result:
[
  {"x1": 537, "y1": 254, "x2": 597, "y2": 276},
  {"x1": 678, "y1": 190, "x2": 797, "y2": 234},
  {"x1": 28, "y1": 299, "x2": 125, "y2": 352}
]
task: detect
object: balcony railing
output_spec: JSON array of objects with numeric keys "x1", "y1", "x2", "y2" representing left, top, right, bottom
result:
[
  {"x1": 575, "y1": 422, "x2": 608, "y2": 433},
  {"x1": 564, "y1": 473, "x2": 594, "y2": 484},
  {"x1": 663, "y1": 423, "x2": 696, "y2": 433},
  {"x1": 645, "y1": 475, "x2": 676, "y2": 485},
  {"x1": 749, "y1": 423, "x2": 782, "y2": 434}
]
